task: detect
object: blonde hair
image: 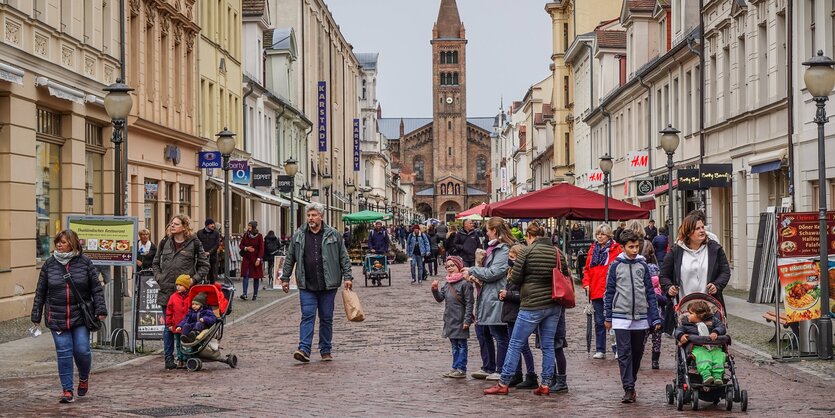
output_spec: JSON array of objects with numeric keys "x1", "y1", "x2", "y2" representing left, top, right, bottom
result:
[
  {"x1": 168, "y1": 214, "x2": 194, "y2": 238},
  {"x1": 594, "y1": 224, "x2": 614, "y2": 238},
  {"x1": 509, "y1": 244, "x2": 524, "y2": 257},
  {"x1": 625, "y1": 220, "x2": 646, "y2": 239},
  {"x1": 138, "y1": 228, "x2": 150, "y2": 236}
]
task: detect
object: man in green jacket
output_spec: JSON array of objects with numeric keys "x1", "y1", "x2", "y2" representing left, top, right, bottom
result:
[{"x1": 281, "y1": 203, "x2": 353, "y2": 363}]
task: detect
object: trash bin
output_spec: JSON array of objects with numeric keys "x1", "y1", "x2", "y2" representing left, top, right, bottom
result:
[{"x1": 798, "y1": 319, "x2": 818, "y2": 354}]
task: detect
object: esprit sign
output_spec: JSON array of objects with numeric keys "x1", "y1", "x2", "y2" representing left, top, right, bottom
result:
[
  {"x1": 627, "y1": 151, "x2": 649, "y2": 172},
  {"x1": 251, "y1": 167, "x2": 272, "y2": 187}
]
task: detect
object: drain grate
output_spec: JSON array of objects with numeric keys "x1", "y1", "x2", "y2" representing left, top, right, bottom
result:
[{"x1": 123, "y1": 404, "x2": 234, "y2": 417}]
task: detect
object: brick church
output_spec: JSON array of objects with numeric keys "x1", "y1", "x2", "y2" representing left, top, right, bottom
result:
[{"x1": 380, "y1": 0, "x2": 493, "y2": 223}]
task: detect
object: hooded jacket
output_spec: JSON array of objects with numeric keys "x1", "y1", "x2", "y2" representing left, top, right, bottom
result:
[
  {"x1": 280, "y1": 222, "x2": 353, "y2": 290},
  {"x1": 659, "y1": 239, "x2": 730, "y2": 308},
  {"x1": 165, "y1": 291, "x2": 190, "y2": 330},
  {"x1": 31, "y1": 254, "x2": 108, "y2": 332},
  {"x1": 152, "y1": 235, "x2": 210, "y2": 306},
  {"x1": 582, "y1": 240, "x2": 622, "y2": 300},
  {"x1": 469, "y1": 242, "x2": 509, "y2": 325},
  {"x1": 178, "y1": 305, "x2": 217, "y2": 329},
  {"x1": 603, "y1": 253, "x2": 661, "y2": 326}
]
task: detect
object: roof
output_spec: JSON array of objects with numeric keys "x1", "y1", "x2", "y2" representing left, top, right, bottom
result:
[
  {"x1": 266, "y1": 28, "x2": 293, "y2": 50},
  {"x1": 416, "y1": 187, "x2": 435, "y2": 196},
  {"x1": 627, "y1": 0, "x2": 656, "y2": 11},
  {"x1": 468, "y1": 117, "x2": 495, "y2": 132},
  {"x1": 242, "y1": 0, "x2": 266, "y2": 16},
  {"x1": 435, "y1": 0, "x2": 464, "y2": 39},
  {"x1": 596, "y1": 30, "x2": 626, "y2": 49},
  {"x1": 356, "y1": 53, "x2": 379, "y2": 71},
  {"x1": 467, "y1": 187, "x2": 488, "y2": 196},
  {"x1": 378, "y1": 117, "x2": 495, "y2": 139}
]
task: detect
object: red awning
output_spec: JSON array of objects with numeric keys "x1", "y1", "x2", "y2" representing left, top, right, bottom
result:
[
  {"x1": 650, "y1": 179, "x2": 678, "y2": 196},
  {"x1": 484, "y1": 183, "x2": 650, "y2": 220},
  {"x1": 640, "y1": 199, "x2": 656, "y2": 210},
  {"x1": 455, "y1": 202, "x2": 487, "y2": 219}
]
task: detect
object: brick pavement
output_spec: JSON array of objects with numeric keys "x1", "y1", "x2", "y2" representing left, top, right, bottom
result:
[{"x1": 2, "y1": 261, "x2": 835, "y2": 417}]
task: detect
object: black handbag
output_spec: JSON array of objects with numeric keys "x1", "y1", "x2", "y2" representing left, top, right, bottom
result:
[{"x1": 63, "y1": 267, "x2": 102, "y2": 332}]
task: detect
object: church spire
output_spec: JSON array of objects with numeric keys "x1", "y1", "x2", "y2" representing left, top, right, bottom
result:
[{"x1": 434, "y1": 0, "x2": 464, "y2": 39}]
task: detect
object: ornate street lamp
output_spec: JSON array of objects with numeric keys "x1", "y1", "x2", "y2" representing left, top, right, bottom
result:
[
  {"x1": 103, "y1": 78, "x2": 133, "y2": 346},
  {"x1": 599, "y1": 154, "x2": 613, "y2": 224},
  {"x1": 659, "y1": 124, "x2": 681, "y2": 239},
  {"x1": 321, "y1": 173, "x2": 333, "y2": 224},
  {"x1": 216, "y1": 127, "x2": 236, "y2": 281},
  {"x1": 284, "y1": 157, "x2": 298, "y2": 233},
  {"x1": 565, "y1": 171, "x2": 575, "y2": 186},
  {"x1": 346, "y1": 181, "x2": 356, "y2": 213},
  {"x1": 803, "y1": 50, "x2": 835, "y2": 359}
]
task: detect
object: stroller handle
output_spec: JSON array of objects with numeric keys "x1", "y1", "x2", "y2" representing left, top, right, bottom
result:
[{"x1": 686, "y1": 335, "x2": 730, "y2": 345}]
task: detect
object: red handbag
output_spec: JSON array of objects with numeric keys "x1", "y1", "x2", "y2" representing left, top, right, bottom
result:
[{"x1": 551, "y1": 248, "x2": 576, "y2": 309}]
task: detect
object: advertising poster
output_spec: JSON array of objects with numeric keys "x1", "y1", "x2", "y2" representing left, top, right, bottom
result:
[
  {"x1": 777, "y1": 259, "x2": 835, "y2": 322},
  {"x1": 66, "y1": 216, "x2": 138, "y2": 266},
  {"x1": 777, "y1": 212, "x2": 835, "y2": 258},
  {"x1": 136, "y1": 273, "x2": 165, "y2": 340},
  {"x1": 230, "y1": 160, "x2": 251, "y2": 185}
]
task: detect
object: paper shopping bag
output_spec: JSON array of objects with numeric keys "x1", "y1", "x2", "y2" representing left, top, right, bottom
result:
[{"x1": 342, "y1": 289, "x2": 365, "y2": 322}]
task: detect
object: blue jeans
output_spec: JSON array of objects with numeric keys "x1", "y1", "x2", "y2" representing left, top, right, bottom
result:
[
  {"x1": 163, "y1": 326, "x2": 175, "y2": 362},
  {"x1": 410, "y1": 255, "x2": 425, "y2": 282},
  {"x1": 51, "y1": 326, "x2": 92, "y2": 391},
  {"x1": 242, "y1": 276, "x2": 261, "y2": 297},
  {"x1": 488, "y1": 324, "x2": 509, "y2": 375},
  {"x1": 500, "y1": 306, "x2": 562, "y2": 385},
  {"x1": 450, "y1": 338, "x2": 468, "y2": 371},
  {"x1": 298, "y1": 289, "x2": 338, "y2": 355},
  {"x1": 508, "y1": 321, "x2": 534, "y2": 374},
  {"x1": 592, "y1": 298, "x2": 606, "y2": 353},
  {"x1": 475, "y1": 324, "x2": 495, "y2": 373}
]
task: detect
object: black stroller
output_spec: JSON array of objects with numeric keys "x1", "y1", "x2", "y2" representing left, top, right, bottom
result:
[
  {"x1": 665, "y1": 292, "x2": 748, "y2": 411},
  {"x1": 179, "y1": 281, "x2": 239, "y2": 371}
]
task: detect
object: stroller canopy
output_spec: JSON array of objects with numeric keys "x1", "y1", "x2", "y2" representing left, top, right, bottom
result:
[{"x1": 187, "y1": 283, "x2": 230, "y2": 316}]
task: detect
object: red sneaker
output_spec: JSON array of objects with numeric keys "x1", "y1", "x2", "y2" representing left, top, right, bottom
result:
[
  {"x1": 483, "y1": 383, "x2": 509, "y2": 395},
  {"x1": 77, "y1": 379, "x2": 89, "y2": 397},
  {"x1": 59, "y1": 390, "x2": 74, "y2": 403},
  {"x1": 534, "y1": 385, "x2": 550, "y2": 396}
]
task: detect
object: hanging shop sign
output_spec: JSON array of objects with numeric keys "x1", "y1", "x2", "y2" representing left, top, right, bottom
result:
[
  {"x1": 777, "y1": 212, "x2": 835, "y2": 258},
  {"x1": 251, "y1": 167, "x2": 273, "y2": 187},
  {"x1": 677, "y1": 169, "x2": 700, "y2": 191},
  {"x1": 636, "y1": 178, "x2": 654, "y2": 196},
  {"x1": 353, "y1": 119, "x2": 361, "y2": 171},
  {"x1": 500, "y1": 166, "x2": 508, "y2": 193},
  {"x1": 198, "y1": 151, "x2": 222, "y2": 169},
  {"x1": 626, "y1": 150, "x2": 649, "y2": 172},
  {"x1": 587, "y1": 169, "x2": 604, "y2": 187},
  {"x1": 230, "y1": 160, "x2": 251, "y2": 185},
  {"x1": 66, "y1": 216, "x2": 138, "y2": 266},
  {"x1": 699, "y1": 163, "x2": 733, "y2": 188},
  {"x1": 318, "y1": 81, "x2": 327, "y2": 152},
  {"x1": 277, "y1": 175, "x2": 294, "y2": 193}
]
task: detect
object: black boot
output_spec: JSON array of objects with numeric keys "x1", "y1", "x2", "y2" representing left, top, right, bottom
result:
[
  {"x1": 508, "y1": 371, "x2": 524, "y2": 387},
  {"x1": 652, "y1": 351, "x2": 660, "y2": 370},
  {"x1": 549, "y1": 374, "x2": 568, "y2": 393},
  {"x1": 515, "y1": 373, "x2": 539, "y2": 390}
]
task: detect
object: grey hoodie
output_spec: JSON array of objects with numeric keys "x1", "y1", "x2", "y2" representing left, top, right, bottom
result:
[{"x1": 603, "y1": 253, "x2": 661, "y2": 325}]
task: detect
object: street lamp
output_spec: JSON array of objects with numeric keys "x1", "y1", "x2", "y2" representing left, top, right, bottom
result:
[
  {"x1": 565, "y1": 171, "x2": 576, "y2": 186},
  {"x1": 216, "y1": 127, "x2": 236, "y2": 281},
  {"x1": 103, "y1": 78, "x2": 133, "y2": 346},
  {"x1": 321, "y1": 173, "x2": 333, "y2": 224},
  {"x1": 660, "y1": 124, "x2": 681, "y2": 240},
  {"x1": 284, "y1": 157, "x2": 298, "y2": 233},
  {"x1": 599, "y1": 154, "x2": 613, "y2": 224},
  {"x1": 803, "y1": 50, "x2": 835, "y2": 360},
  {"x1": 302, "y1": 183, "x2": 314, "y2": 200},
  {"x1": 346, "y1": 181, "x2": 356, "y2": 213}
]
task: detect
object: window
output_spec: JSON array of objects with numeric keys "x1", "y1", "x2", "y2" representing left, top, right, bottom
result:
[
  {"x1": 414, "y1": 158, "x2": 425, "y2": 182},
  {"x1": 452, "y1": 72, "x2": 459, "y2": 85},
  {"x1": 809, "y1": 0, "x2": 816, "y2": 58},
  {"x1": 564, "y1": 133, "x2": 570, "y2": 166},
  {"x1": 452, "y1": 51, "x2": 458, "y2": 63},
  {"x1": 476, "y1": 156, "x2": 486, "y2": 180},
  {"x1": 362, "y1": 79, "x2": 367, "y2": 100},
  {"x1": 164, "y1": 182, "x2": 175, "y2": 228},
  {"x1": 448, "y1": 120, "x2": 452, "y2": 130},
  {"x1": 85, "y1": 122, "x2": 104, "y2": 215},
  {"x1": 564, "y1": 76, "x2": 570, "y2": 107},
  {"x1": 440, "y1": 51, "x2": 447, "y2": 64},
  {"x1": 37, "y1": 107, "x2": 62, "y2": 138},
  {"x1": 364, "y1": 160, "x2": 371, "y2": 186},
  {"x1": 179, "y1": 184, "x2": 192, "y2": 217},
  {"x1": 758, "y1": 22, "x2": 767, "y2": 104},
  {"x1": 35, "y1": 142, "x2": 61, "y2": 262},
  {"x1": 146, "y1": 22, "x2": 154, "y2": 99},
  {"x1": 161, "y1": 29, "x2": 169, "y2": 106},
  {"x1": 738, "y1": 36, "x2": 747, "y2": 112},
  {"x1": 686, "y1": 71, "x2": 693, "y2": 134}
]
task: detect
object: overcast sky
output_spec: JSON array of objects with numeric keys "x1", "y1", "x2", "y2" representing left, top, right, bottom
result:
[{"x1": 325, "y1": 0, "x2": 553, "y2": 118}]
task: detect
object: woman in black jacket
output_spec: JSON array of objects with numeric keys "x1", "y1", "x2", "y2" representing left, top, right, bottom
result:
[
  {"x1": 263, "y1": 230, "x2": 280, "y2": 287},
  {"x1": 136, "y1": 228, "x2": 156, "y2": 271},
  {"x1": 31, "y1": 229, "x2": 107, "y2": 404}
]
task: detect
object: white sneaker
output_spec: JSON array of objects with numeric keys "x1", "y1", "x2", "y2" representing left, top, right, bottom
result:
[
  {"x1": 485, "y1": 372, "x2": 501, "y2": 381},
  {"x1": 593, "y1": 352, "x2": 606, "y2": 359},
  {"x1": 471, "y1": 369, "x2": 490, "y2": 379}
]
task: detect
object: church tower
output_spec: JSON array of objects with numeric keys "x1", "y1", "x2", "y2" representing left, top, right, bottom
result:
[{"x1": 431, "y1": 0, "x2": 467, "y2": 195}]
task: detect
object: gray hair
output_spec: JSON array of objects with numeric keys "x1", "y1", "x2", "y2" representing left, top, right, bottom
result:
[
  {"x1": 595, "y1": 224, "x2": 613, "y2": 238},
  {"x1": 306, "y1": 202, "x2": 326, "y2": 215}
]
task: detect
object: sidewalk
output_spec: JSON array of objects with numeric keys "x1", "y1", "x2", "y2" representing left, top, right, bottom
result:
[{"x1": 0, "y1": 279, "x2": 292, "y2": 380}]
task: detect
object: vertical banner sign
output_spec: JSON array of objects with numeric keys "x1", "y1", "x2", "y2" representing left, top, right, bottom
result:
[
  {"x1": 500, "y1": 166, "x2": 508, "y2": 193},
  {"x1": 318, "y1": 81, "x2": 327, "y2": 152},
  {"x1": 626, "y1": 150, "x2": 649, "y2": 172},
  {"x1": 230, "y1": 160, "x2": 251, "y2": 185},
  {"x1": 353, "y1": 118, "x2": 360, "y2": 171}
]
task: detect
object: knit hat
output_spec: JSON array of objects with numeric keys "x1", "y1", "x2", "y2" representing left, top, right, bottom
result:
[
  {"x1": 175, "y1": 274, "x2": 192, "y2": 289},
  {"x1": 192, "y1": 292, "x2": 208, "y2": 307},
  {"x1": 248, "y1": 220, "x2": 258, "y2": 228},
  {"x1": 205, "y1": 218, "x2": 215, "y2": 227},
  {"x1": 412, "y1": 224, "x2": 420, "y2": 231},
  {"x1": 446, "y1": 256, "x2": 464, "y2": 271}
]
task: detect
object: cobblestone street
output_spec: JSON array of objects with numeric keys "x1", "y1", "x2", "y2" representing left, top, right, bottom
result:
[{"x1": 3, "y1": 262, "x2": 835, "y2": 417}]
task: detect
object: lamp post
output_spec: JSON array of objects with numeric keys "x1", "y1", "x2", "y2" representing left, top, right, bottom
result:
[
  {"x1": 803, "y1": 50, "x2": 835, "y2": 359},
  {"x1": 565, "y1": 171, "x2": 576, "y2": 186},
  {"x1": 103, "y1": 78, "x2": 133, "y2": 345},
  {"x1": 660, "y1": 124, "x2": 681, "y2": 239},
  {"x1": 321, "y1": 172, "x2": 333, "y2": 223},
  {"x1": 599, "y1": 155, "x2": 613, "y2": 224},
  {"x1": 346, "y1": 181, "x2": 356, "y2": 213},
  {"x1": 284, "y1": 157, "x2": 299, "y2": 233},
  {"x1": 216, "y1": 128, "x2": 237, "y2": 281}
]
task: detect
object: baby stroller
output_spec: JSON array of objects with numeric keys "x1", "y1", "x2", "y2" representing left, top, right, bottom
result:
[
  {"x1": 362, "y1": 253, "x2": 390, "y2": 287},
  {"x1": 665, "y1": 292, "x2": 748, "y2": 411},
  {"x1": 179, "y1": 280, "x2": 239, "y2": 371}
]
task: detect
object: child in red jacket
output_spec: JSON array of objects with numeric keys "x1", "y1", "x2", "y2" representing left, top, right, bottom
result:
[
  {"x1": 582, "y1": 225, "x2": 622, "y2": 359},
  {"x1": 165, "y1": 274, "x2": 192, "y2": 369}
]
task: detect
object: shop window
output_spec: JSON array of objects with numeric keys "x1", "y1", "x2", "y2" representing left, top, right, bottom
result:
[
  {"x1": 144, "y1": 179, "x2": 160, "y2": 240},
  {"x1": 179, "y1": 184, "x2": 192, "y2": 218},
  {"x1": 164, "y1": 182, "x2": 175, "y2": 226},
  {"x1": 85, "y1": 122, "x2": 105, "y2": 215},
  {"x1": 35, "y1": 142, "x2": 61, "y2": 262}
]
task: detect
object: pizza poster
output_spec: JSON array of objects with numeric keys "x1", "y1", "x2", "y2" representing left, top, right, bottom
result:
[
  {"x1": 66, "y1": 216, "x2": 138, "y2": 266},
  {"x1": 777, "y1": 212, "x2": 835, "y2": 258},
  {"x1": 777, "y1": 259, "x2": 822, "y2": 323}
]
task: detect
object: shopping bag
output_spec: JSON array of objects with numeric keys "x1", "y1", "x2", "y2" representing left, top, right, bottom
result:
[{"x1": 342, "y1": 289, "x2": 365, "y2": 322}]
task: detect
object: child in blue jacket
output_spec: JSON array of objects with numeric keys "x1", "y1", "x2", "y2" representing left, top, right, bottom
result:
[{"x1": 176, "y1": 292, "x2": 217, "y2": 343}]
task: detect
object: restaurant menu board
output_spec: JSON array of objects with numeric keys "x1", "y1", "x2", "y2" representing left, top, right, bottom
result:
[
  {"x1": 777, "y1": 259, "x2": 822, "y2": 322},
  {"x1": 777, "y1": 212, "x2": 835, "y2": 258},
  {"x1": 136, "y1": 273, "x2": 165, "y2": 340},
  {"x1": 66, "y1": 216, "x2": 138, "y2": 265}
]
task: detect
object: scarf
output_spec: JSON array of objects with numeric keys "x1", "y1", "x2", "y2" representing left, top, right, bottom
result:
[
  {"x1": 138, "y1": 240, "x2": 152, "y2": 256},
  {"x1": 590, "y1": 240, "x2": 612, "y2": 267},
  {"x1": 446, "y1": 272, "x2": 465, "y2": 284},
  {"x1": 53, "y1": 250, "x2": 78, "y2": 266},
  {"x1": 248, "y1": 232, "x2": 258, "y2": 239},
  {"x1": 484, "y1": 239, "x2": 498, "y2": 260}
]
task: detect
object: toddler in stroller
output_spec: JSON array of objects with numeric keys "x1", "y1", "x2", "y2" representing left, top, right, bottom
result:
[
  {"x1": 178, "y1": 282, "x2": 239, "y2": 372},
  {"x1": 176, "y1": 292, "x2": 217, "y2": 343},
  {"x1": 674, "y1": 299, "x2": 725, "y2": 385}
]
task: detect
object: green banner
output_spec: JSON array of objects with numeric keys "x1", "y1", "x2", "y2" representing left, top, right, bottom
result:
[{"x1": 66, "y1": 216, "x2": 138, "y2": 266}]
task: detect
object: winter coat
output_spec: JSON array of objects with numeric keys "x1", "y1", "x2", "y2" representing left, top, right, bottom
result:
[
  {"x1": 435, "y1": 224, "x2": 448, "y2": 239},
  {"x1": 509, "y1": 237, "x2": 562, "y2": 311},
  {"x1": 582, "y1": 240, "x2": 622, "y2": 300},
  {"x1": 165, "y1": 291, "x2": 190, "y2": 330},
  {"x1": 501, "y1": 273, "x2": 523, "y2": 323},
  {"x1": 264, "y1": 235, "x2": 281, "y2": 260},
  {"x1": 280, "y1": 223, "x2": 353, "y2": 290},
  {"x1": 432, "y1": 280, "x2": 475, "y2": 339},
  {"x1": 652, "y1": 234, "x2": 669, "y2": 264},
  {"x1": 196, "y1": 228, "x2": 221, "y2": 254},
  {"x1": 645, "y1": 225, "x2": 658, "y2": 241},
  {"x1": 239, "y1": 233, "x2": 265, "y2": 279},
  {"x1": 368, "y1": 228, "x2": 389, "y2": 253},
  {"x1": 454, "y1": 228, "x2": 484, "y2": 265},
  {"x1": 31, "y1": 254, "x2": 107, "y2": 332},
  {"x1": 673, "y1": 312, "x2": 726, "y2": 351},
  {"x1": 469, "y1": 242, "x2": 509, "y2": 325},
  {"x1": 178, "y1": 306, "x2": 218, "y2": 329},
  {"x1": 570, "y1": 228, "x2": 585, "y2": 241},
  {"x1": 444, "y1": 233, "x2": 458, "y2": 256},
  {"x1": 427, "y1": 232, "x2": 440, "y2": 251},
  {"x1": 152, "y1": 235, "x2": 210, "y2": 306},
  {"x1": 603, "y1": 253, "x2": 661, "y2": 326},
  {"x1": 136, "y1": 240, "x2": 157, "y2": 270},
  {"x1": 659, "y1": 239, "x2": 730, "y2": 309},
  {"x1": 406, "y1": 232, "x2": 430, "y2": 257}
]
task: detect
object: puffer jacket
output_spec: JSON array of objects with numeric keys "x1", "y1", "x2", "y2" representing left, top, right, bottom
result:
[
  {"x1": 165, "y1": 291, "x2": 190, "y2": 330},
  {"x1": 469, "y1": 242, "x2": 509, "y2": 325},
  {"x1": 152, "y1": 235, "x2": 210, "y2": 306},
  {"x1": 582, "y1": 240, "x2": 622, "y2": 300},
  {"x1": 177, "y1": 306, "x2": 218, "y2": 329},
  {"x1": 510, "y1": 237, "x2": 560, "y2": 311},
  {"x1": 603, "y1": 253, "x2": 661, "y2": 326},
  {"x1": 31, "y1": 254, "x2": 107, "y2": 332}
]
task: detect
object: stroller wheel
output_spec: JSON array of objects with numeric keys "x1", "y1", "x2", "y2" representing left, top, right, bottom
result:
[
  {"x1": 186, "y1": 357, "x2": 202, "y2": 372},
  {"x1": 227, "y1": 354, "x2": 238, "y2": 368},
  {"x1": 725, "y1": 386, "x2": 734, "y2": 411},
  {"x1": 740, "y1": 390, "x2": 748, "y2": 412},
  {"x1": 691, "y1": 389, "x2": 699, "y2": 411},
  {"x1": 676, "y1": 388, "x2": 685, "y2": 411},
  {"x1": 665, "y1": 384, "x2": 674, "y2": 405}
]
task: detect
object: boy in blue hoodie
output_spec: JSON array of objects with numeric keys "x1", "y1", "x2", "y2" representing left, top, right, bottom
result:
[{"x1": 604, "y1": 230, "x2": 661, "y2": 404}]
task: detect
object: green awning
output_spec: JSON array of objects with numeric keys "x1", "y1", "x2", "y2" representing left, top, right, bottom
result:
[{"x1": 341, "y1": 210, "x2": 392, "y2": 225}]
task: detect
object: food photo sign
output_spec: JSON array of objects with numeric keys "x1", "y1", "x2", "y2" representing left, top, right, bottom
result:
[
  {"x1": 66, "y1": 216, "x2": 138, "y2": 266},
  {"x1": 777, "y1": 212, "x2": 835, "y2": 258}
]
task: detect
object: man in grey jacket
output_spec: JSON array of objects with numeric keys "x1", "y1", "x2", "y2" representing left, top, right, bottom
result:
[{"x1": 281, "y1": 203, "x2": 353, "y2": 363}]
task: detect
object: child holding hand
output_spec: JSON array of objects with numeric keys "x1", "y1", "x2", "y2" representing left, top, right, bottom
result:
[{"x1": 432, "y1": 256, "x2": 474, "y2": 379}]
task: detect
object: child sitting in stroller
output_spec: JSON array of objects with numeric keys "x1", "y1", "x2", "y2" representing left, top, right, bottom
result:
[
  {"x1": 674, "y1": 300, "x2": 727, "y2": 385},
  {"x1": 176, "y1": 292, "x2": 217, "y2": 343},
  {"x1": 369, "y1": 259, "x2": 386, "y2": 286}
]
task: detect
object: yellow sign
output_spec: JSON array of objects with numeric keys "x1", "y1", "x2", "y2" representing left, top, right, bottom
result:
[{"x1": 66, "y1": 216, "x2": 138, "y2": 265}]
